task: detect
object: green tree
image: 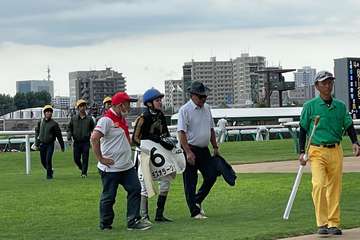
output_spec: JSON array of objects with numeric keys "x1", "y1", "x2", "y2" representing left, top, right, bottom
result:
[
  {"x1": 14, "y1": 93, "x2": 28, "y2": 110},
  {"x1": 33, "y1": 91, "x2": 51, "y2": 107},
  {"x1": 0, "y1": 94, "x2": 15, "y2": 116}
]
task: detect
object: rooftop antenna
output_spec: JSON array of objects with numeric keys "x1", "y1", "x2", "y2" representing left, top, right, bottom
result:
[{"x1": 47, "y1": 65, "x2": 51, "y2": 81}]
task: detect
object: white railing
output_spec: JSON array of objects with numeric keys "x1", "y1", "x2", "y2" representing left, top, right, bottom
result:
[{"x1": 0, "y1": 131, "x2": 68, "y2": 175}]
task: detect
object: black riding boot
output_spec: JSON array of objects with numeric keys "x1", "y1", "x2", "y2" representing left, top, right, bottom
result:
[{"x1": 155, "y1": 195, "x2": 172, "y2": 222}]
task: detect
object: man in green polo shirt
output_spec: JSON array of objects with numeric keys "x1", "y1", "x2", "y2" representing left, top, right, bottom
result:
[{"x1": 298, "y1": 71, "x2": 360, "y2": 236}]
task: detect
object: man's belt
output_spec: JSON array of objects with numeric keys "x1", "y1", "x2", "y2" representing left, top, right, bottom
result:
[{"x1": 310, "y1": 143, "x2": 339, "y2": 148}]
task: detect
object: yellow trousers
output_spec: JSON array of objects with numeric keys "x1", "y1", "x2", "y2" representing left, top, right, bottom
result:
[{"x1": 309, "y1": 144, "x2": 343, "y2": 227}]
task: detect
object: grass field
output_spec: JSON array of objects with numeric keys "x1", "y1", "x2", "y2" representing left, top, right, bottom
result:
[{"x1": 0, "y1": 140, "x2": 359, "y2": 240}]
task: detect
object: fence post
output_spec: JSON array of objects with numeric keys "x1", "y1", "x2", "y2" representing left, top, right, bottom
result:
[{"x1": 25, "y1": 135, "x2": 31, "y2": 175}]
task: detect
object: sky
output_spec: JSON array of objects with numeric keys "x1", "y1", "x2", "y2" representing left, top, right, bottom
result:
[{"x1": 0, "y1": 0, "x2": 360, "y2": 96}]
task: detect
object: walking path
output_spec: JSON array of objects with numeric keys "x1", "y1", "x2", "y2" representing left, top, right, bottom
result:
[
  {"x1": 231, "y1": 156, "x2": 360, "y2": 240},
  {"x1": 278, "y1": 228, "x2": 360, "y2": 240},
  {"x1": 232, "y1": 157, "x2": 360, "y2": 173}
]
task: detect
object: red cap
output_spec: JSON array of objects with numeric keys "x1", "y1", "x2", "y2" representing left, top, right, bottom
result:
[{"x1": 111, "y1": 92, "x2": 137, "y2": 105}]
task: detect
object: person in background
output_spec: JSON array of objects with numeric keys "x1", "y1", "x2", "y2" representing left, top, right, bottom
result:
[
  {"x1": 67, "y1": 99, "x2": 95, "y2": 177},
  {"x1": 177, "y1": 81, "x2": 219, "y2": 219},
  {"x1": 298, "y1": 71, "x2": 360, "y2": 236},
  {"x1": 35, "y1": 105, "x2": 65, "y2": 179},
  {"x1": 101, "y1": 96, "x2": 112, "y2": 116},
  {"x1": 133, "y1": 88, "x2": 174, "y2": 223},
  {"x1": 91, "y1": 92, "x2": 151, "y2": 231},
  {"x1": 217, "y1": 117, "x2": 228, "y2": 144}
]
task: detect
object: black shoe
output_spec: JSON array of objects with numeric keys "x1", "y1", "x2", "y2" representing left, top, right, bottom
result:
[
  {"x1": 46, "y1": 175, "x2": 53, "y2": 180},
  {"x1": 155, "y1": 215, "x2": 173, "y2": 222},
  {"x1": 127, "y1": 219, "x2": 151, "y2": 231},
  {"x1": 317, "y1": 225, "x2": 329, "y2": 235},
  {"x1": 100, "y1": 225, "x2": 112, "y2": 231},
  {"x1": 328, "y1": 227, "x2": 342, "y2": 235}
]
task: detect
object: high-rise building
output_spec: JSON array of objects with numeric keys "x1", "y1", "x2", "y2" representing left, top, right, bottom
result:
[
  {"x1": 16, "y1": 80, "x2": 54, "y2": 97},
  {"x1": 69, "y1": 67, "x2": 126, "y2": 108},
  {"x1": 294, "y1": 66, "x2": 316, "y2": 87},
  {"x1": 284, "y1": 85, "x2": 315, "y2": 106},
  {"x1": 233, "y1": 53, "x2": 266, "y2": 105},
  {"x1": 52, "y1": 96, "x2": 70, "y2": 110},
  {"x1": 164, "y1": 79, "x2": 184, "y2": 113},
  {"x1": 182, "y1": 57, "x2": 234, "y2": 107}
]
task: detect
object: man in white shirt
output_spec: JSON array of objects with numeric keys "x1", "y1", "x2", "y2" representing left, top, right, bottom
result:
[
  {"x1": 91, "y1": 92, "x2": 151, "y2": 231},
  {"x1": 177, "y1": 81, "x2": 220, "y2": 219},
  {"x1": 217, "y1": 118, "x2": 228, "y2": 143}
]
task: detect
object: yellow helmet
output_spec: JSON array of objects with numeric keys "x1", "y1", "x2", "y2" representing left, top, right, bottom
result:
[
  {"x1": 43, "y1": 105, "x2": 53, "y2": 112},
  {"x1": 76, "y1": 99, "x2": 87, "y2": 108},
  {"x1": 103, "y1": 96, "x2": 112, "y2": 104}
]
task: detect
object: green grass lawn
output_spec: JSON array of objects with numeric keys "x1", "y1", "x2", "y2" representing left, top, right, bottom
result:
[
  {"x1": 0, "y1": 142, "x2": 359, "y2": 240},
  {"x1": 220, "y1": 138, "x2": 355, "y2": 164}
]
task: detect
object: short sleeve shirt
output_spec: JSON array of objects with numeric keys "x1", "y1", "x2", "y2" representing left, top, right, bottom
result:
[
  {"x1": 177, "y1": 100, "x2": 215, "y2": 147},
  {"x1": 299, "y1": 96, "x2": 353, "y2": 144},
  {"x1": 95, "y1": 116, "x2": 134, "y2": 172}
]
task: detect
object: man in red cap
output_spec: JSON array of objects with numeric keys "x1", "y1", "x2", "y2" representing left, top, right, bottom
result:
[{"x1": 91, "y1": 92, "x2": 151, "y2": 231}]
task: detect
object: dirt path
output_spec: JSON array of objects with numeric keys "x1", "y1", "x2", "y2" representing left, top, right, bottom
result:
[
  {"x1": 232, "y1": 157, "x2": 360, "y2": 173},
  {"x1": 278, "y1": 228, "x2": 360, "y2": 240}
]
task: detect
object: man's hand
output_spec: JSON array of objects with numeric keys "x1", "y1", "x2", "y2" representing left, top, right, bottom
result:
[
  {"x1": 298, "y1": 153, "x2": 307, "y2": 166},
  {"x1": 352, "y1": 143, "x2": 360, "y2": 157},
  {"x1": 100, "y1": 157, "x2": 115, "y2": 167},
  {"x1": 185, "y1": 150, "x2": 196, "y2": 166}
]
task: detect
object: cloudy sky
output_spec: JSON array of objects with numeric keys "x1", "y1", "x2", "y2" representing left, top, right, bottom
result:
[{"x1": 1, "y1": 0, "x2": 359, "y2": 96}]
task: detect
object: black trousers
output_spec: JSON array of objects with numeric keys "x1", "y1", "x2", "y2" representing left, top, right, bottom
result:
[
  {"x1": 39, "y1": 142, "x2": 55, "y2": 177},
  {"x1": 183, "y1": 145, "x2": 218, "y2": 217},
  {"x1": 99, "y1": 167, "x2": 141, "y2": 228},
  {"x1": 73, "y1": 141, "x2": 90, "y2": 175}
]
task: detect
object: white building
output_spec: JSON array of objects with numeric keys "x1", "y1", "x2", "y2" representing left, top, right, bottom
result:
[
  {"x1": 182, "y1": 57, "x2": 234, "y2": 107},
  {"x1": 294, "y1": 66, "x2": 316, "y2": 87},
  {"x1": 233, "y1": 53, "x2": 266, "y2": 106},
  {"x1": 52, "y1": 96, "x2": 70, "y2": 109},
  {"x1": 164, "y1": 79, "x2": 184, "y2": 113}
]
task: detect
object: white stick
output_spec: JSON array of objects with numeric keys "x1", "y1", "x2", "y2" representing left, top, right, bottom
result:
[
  {"x1": 283, "y1": 165, "x2": 304, "y2": 220},
  {"x1": 283, "y1": 116, "x2": 320, "y2": 220}
]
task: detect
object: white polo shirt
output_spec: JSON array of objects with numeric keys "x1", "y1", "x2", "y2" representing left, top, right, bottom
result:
[
  {"x1": 95, "y1": 116, "x2": 134, "y2": 172},
  {"x1": 177, "y1": 100, "x2": 215, "y2": 147},
  {"x1": 217, "y1": 118, "x2": 228, "y2": 130}
]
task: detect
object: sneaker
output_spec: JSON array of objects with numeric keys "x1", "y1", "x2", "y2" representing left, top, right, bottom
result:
[
  {"x1": 195, "y1": 203, "x2": 205, "y2": 215},
  {"x1": 141, "y1": 216, "x2": 153, "y2": 225},
  {"x1": 328, "y1": 227, "x2": 342, "y2": 235},
  {"x1": 192, "y1": 213, "x2": 208, "y2": 220},
  {"x1": 81, "y1": 174, "x2": 87, "y2": 178},
  {"x1": 100, "y1": 225, "x2": 112, "y2": 231},
  {"x1": 317, "y1": 225, "x2": 329, "y2": 235},
  {"x1": 127, "y1": 219, "x2": 152, "y2": 231}
]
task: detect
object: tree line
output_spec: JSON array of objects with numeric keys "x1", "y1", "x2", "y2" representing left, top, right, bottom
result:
[{"x1": 0, "y1": 91, "x2": 52, "y2": 116}]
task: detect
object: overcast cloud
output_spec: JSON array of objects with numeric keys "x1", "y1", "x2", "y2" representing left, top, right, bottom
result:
[{"x1": 1, "y1": 0, "x2": 359, "y2": 46}]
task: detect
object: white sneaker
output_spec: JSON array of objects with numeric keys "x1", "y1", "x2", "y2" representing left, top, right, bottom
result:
[
  {"x1": 192, "y1": 213, "x2": 208, "y2": 220},
  {"x1": 195, "y1": 203, "x2": 205, "y2": 215}
]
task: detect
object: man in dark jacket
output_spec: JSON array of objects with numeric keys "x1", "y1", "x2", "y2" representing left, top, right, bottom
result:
[
  {"x1": 35, "y1": 105, "x2": 65, "y2": 179},
  {"x1": 67, "y1": 99, "x2": 95, "y2": 177}
]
